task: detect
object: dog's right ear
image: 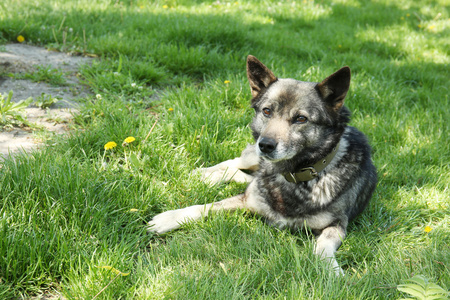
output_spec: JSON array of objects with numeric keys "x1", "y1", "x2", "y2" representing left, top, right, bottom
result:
[{"x1": 247, "y1": 55, "x2": 277, "y2": 98}]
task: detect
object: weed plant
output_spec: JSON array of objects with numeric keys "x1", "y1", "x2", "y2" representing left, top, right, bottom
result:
[
  {"x1": 0, "y1": 91, "x2": 33, "y2": 127},
  {"x1": 0, "y1": 0, "x2": 449, "y2": 299},
  {"x1": 10, "y1": 65, "x2": 68, "y2": 86}
]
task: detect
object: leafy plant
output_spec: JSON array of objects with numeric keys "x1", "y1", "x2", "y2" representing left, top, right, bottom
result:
[
  {"x1": 0, "y1": 90, "x2": 33, "y2": 126},
  {"x1": 33, "y1": 93, "x2": 59, "y2": 108},
  {"x1": 12, "y1": 65, "x2": 67, "y2": 86},
  {"x1": 397, "y1": 275, "x2": 449, "y2": 300}
]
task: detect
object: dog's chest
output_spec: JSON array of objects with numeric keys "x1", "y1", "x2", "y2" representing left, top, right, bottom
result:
[{"x1": 259, "y1": 174, "x2": 338, "y2": 218}]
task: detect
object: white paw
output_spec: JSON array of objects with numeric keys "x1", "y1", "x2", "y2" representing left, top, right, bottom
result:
[
  {"x1": 336, "y1": 267, "x2": 344, "y2": 276},
  {"x1": 332, "y1": 263, "x2": 345, "y2": 276},
  {"x1": 314, "y1": 246, "x2": 344, "y2": 276},
  {"x1": 192, "y1": 166, "x2": 253, "y2": 185},
  {"x1": 191, "y1": 166, "x2": 229, "y2": 185},
  {"x1": 147, "y1": 205, "x2": 206, "y2": 234}
]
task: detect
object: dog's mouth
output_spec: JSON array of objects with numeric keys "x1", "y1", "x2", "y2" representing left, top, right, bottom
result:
[
  {"x1": 259, "y1": 151, "x2": 277, "y2": 161},
  {"x1": 257, "y1": 137, "x2": 296, "y2": 162},
  {"x1": 259, "y1": 152, "x2": 294, "y2": 163}
]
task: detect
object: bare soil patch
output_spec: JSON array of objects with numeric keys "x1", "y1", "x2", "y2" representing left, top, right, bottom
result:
[{"x1": 0, "y1": 43, "x2": 94, "y2": 161}]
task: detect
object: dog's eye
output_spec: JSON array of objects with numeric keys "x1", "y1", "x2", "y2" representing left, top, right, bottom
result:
[
  {"x1": 294, "y1": 115, "x2": 308, "y2": 124},
  {"x1": 262, "y1": 108, "x2": 272, "y2": 117}
]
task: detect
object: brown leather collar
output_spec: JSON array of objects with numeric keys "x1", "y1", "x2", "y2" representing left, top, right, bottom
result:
[{"x1": 283, "y1": 142, "x2": 340, "y2": 183}]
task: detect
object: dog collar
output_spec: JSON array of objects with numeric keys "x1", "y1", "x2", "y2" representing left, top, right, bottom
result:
[{"x1": 283, "y1": 142, "x2": 340, "y2": 183}]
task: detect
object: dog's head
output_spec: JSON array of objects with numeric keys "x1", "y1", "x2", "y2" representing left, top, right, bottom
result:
[{"x1": 247, "y1": 55, "x2": 351, "y2": 163}]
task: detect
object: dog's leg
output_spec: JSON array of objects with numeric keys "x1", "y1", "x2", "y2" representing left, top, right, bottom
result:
[
  {"x1": 148, "y1": 195, "x2": 246, "y2": 234},
  {"x1": 192, "y1": 158, "x2": 254, "y2": 184},
  {"x1": 314, "y1": 225, "x2": 346, "y2": 276},
  {"x1": 193, "y1": 144, "x2": 259, "y2": 185}
]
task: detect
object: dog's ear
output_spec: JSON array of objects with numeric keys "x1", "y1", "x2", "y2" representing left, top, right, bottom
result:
[
  {"x1": 316, "y1": 66, "x2": 351, "y2": 111},
  {"x1": 247, "y1": 55, "x2": 277, "y2": 98}
]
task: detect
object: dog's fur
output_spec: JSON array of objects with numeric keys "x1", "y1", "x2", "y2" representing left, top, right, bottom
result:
[{"x1": 148, "y1": 55, "x2": 377, "y2": 275}]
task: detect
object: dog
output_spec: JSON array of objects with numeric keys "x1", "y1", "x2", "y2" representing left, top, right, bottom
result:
[{"x1": 148, "y1": 55, "x2": 377, "y2": 275}]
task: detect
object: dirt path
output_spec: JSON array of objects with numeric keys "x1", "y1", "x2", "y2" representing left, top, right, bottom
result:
[{"x1": 0, "y1": 44, "x2": 94, "y2": 161}]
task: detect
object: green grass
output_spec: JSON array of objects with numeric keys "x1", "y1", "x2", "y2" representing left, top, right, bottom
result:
[
  {"x1": 10, "y1": 65, "x2": 68, "y2": 86},
  {"x1": 0, "y1": 0, "x2": 449, "y2": 299}
]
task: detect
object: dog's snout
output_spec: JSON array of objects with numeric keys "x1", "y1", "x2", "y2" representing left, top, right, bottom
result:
[{"x1": 258, "y1": 137, "x2": 277, "y2": 154}]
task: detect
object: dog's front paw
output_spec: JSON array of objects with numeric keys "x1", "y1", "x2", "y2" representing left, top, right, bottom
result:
[
  {"x1": 192, "y1": 165, "x2": 253, "y2": 185},
  {"x1": 191, "y1": 167, "x2": 228, "y2": 185},
  {"x1": 335, "y1": 267, "x2": 344, "y2": 276},
  {"x1": 148, "y1": 210, "x2": 182, "y2": 234},
  {"x1": 147, "y1": 205, "x2": 206, "y2": 234}
]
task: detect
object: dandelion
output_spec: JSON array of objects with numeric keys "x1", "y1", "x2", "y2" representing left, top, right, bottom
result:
[
  {"x1": 129, "y1": 208, "x2": 139, "y2": 212},
  {"x1": 17, "y1": 35, "x2": 25, "y2": 43},
  {"x1": 163, "y1": 5, "x2": 168, "y2": 9},
  {"x1": 428, "y1": 25, "x2": 435, "y2": 30},
  {"x1": 124, "y1": 136, "x2": 135, "y2": 143},
  {"x1": 406, "y1": 13, "x2": 410, "y2": 17},
  {"x1": 224, "y1": 80, "x2": 231, "y2": 84},
  {"x1": 122, "y1": 136, "x2": 136, "y2": 147},
  {"x1": 424, "y1": 226, "x2": 432, "y2": 233},
  {"x1": 104, "y1": 141, "x2": 117, "y2": 150},
  {"x1": 168, "y1": 107, "x2": 174, "y2": 112}
]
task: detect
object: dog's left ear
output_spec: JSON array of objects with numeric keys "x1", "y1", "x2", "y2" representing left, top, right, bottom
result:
[{"x1": 316, "y1": 67, "x2": 351, "y2": 111}]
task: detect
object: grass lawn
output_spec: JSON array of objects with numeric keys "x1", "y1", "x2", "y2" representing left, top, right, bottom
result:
[{"x1": 1, "y1": 0, "x2": 449, "y2": 299}]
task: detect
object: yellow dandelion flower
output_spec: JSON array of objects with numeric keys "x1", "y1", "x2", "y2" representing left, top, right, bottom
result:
[
  {"x1": 104, "y1": 141, "x2": 117, "y2": 150},
  {"x1": 428, "y1": 25, "x2": 435, "y2": 30},
  {"x1": 17, "y1": 35, "x2": 25, "y2": 43},
  {"x1": 406, "y1": 13, "x2": 410, "y2": 17},
  {"x1": 401, "y1": 17, "x2": 404, "y2": 20},
  {"x1": 163, "y1": 5, "x2": 168, "y2": 9},
  {"x1": 224, "y1": 80, "x2": 231, "y2": 84},
  {"x1": 168, "y1": 107, "x2": 174, "y2": 112},
  {"x1": 129, "y1": 208, "x2": 139, "y2": 212},
  {"x1": 424, "y1": 226, "x2": 432, "y2": 233},
  {"x1": 123, "y1": 136, "x2": 136, "y2": 144}
]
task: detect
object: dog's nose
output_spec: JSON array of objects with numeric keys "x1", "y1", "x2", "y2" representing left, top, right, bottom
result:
[{"x1": 258, "y1": 137, "x2": 277, "y2": 154}]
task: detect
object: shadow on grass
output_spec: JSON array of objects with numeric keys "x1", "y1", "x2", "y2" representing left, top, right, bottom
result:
[
  {"x1": 3, "y1": 1, "x2": 444, "y2": 81},
  {"x1": 0, "y1": 0, "x2": 448, "y2": 297}
]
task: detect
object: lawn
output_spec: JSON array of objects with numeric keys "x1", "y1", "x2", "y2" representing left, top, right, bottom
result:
[{"x1": 0, "y1": 0, "x2": 449, "y2": 299}]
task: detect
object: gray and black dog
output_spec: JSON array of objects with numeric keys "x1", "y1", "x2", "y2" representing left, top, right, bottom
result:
[{"x1": 148, "y1": 55, "x2": 377, "y2": 275}]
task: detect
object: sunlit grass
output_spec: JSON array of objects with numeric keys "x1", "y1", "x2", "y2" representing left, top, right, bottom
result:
[{"x1": 0, "y1": 0, "x2": 449, "y2": 299}]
